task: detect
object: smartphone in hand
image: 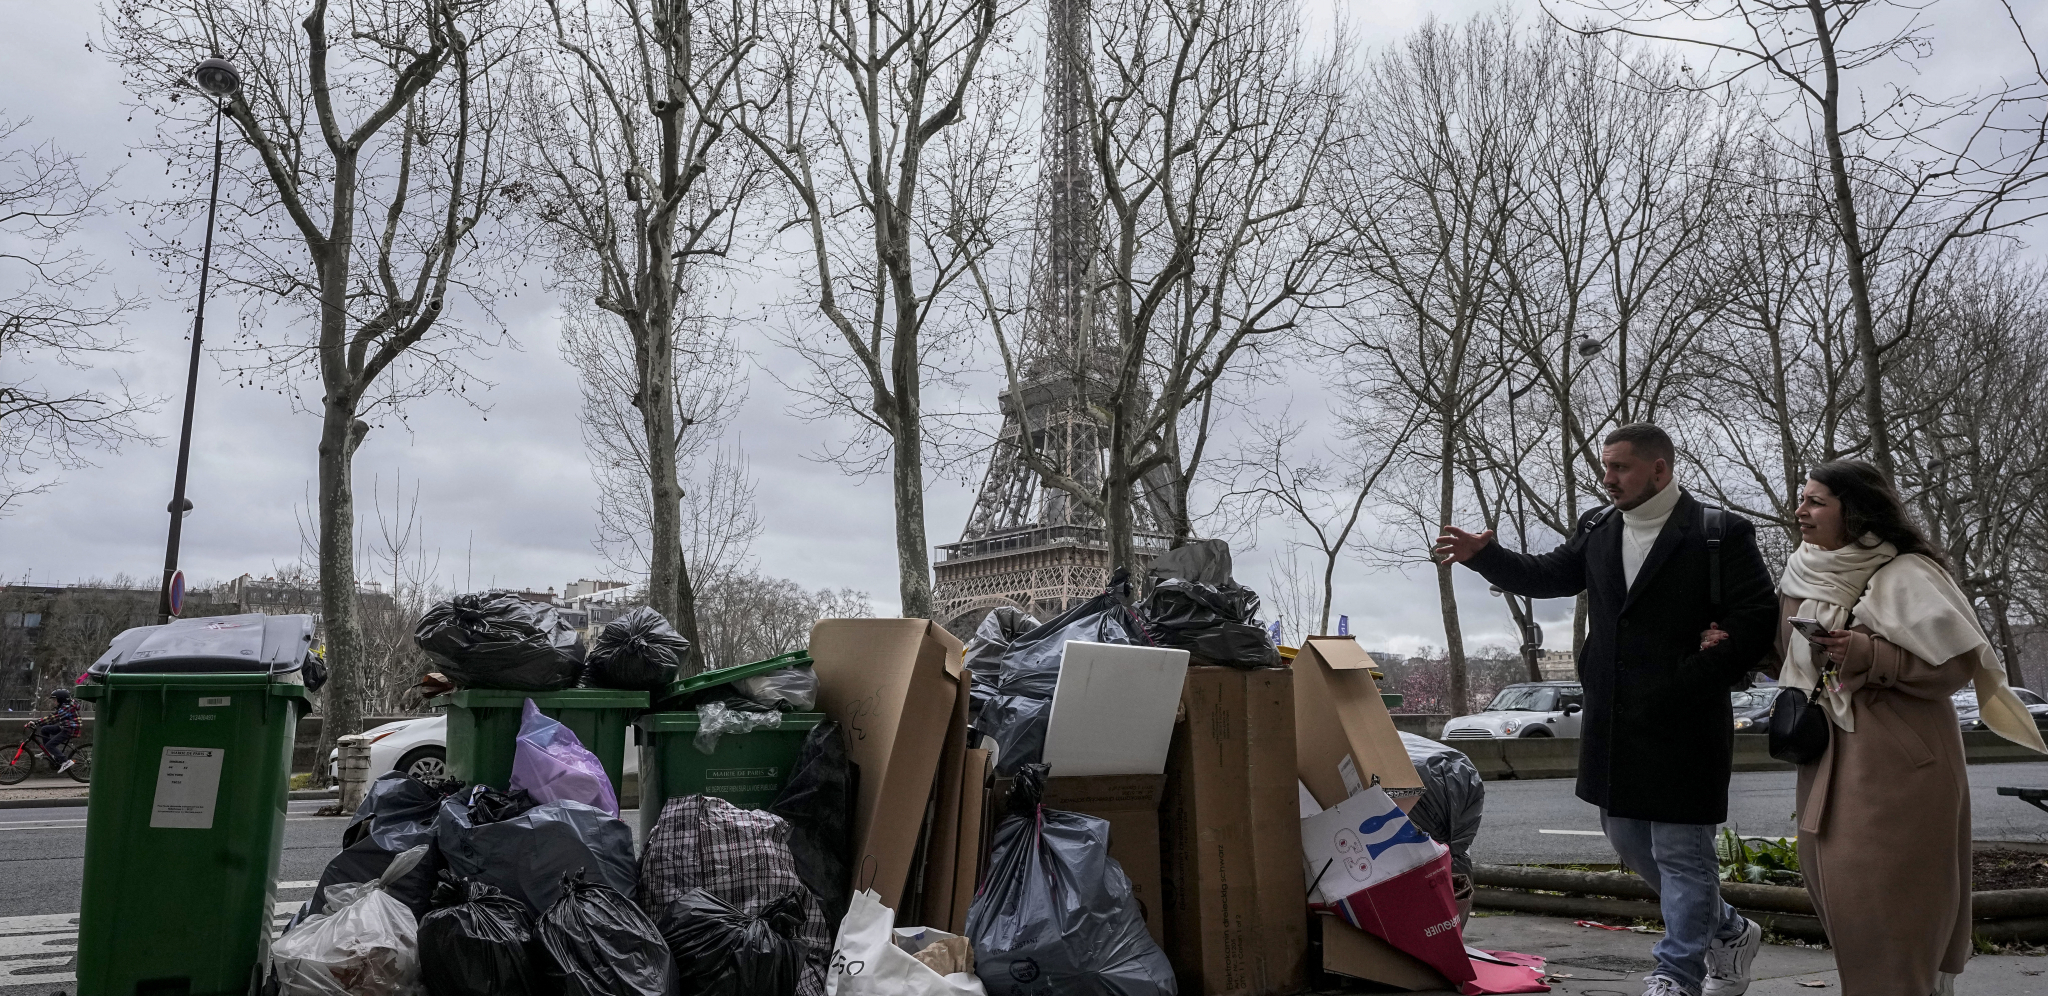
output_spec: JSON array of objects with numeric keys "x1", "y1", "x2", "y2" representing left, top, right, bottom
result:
[{"x1": 1789, "y1": 616, "x2": 1833, "y2": 642}]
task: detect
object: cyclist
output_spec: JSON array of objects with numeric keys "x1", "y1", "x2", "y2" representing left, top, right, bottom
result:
[{"x1": 24, "y1": 688, "x2": 82, "y2": 773}]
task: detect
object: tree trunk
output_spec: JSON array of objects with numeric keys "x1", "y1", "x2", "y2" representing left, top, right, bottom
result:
[
  {"x1": 641, "y1": 315, "x2": 684, "y2": 627},
  {"x1": 314, "y1": 405, "x2": 366, "y2": 787},
  {"x1": 1989, "y1": 588, "x2": 2027, "y2": 690},
  {"x1": 891, "y1": 406, "x2": 934, "y2": 618},
  {"x1": 674, "y1": 551, "x2": 703, "y2": 673},
  {"x1": 1437, "y1": 425, "x2": 1470, "y2": 716}
]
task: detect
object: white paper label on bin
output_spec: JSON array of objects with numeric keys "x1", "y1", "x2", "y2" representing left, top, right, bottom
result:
[
  {"x1": 1339, "y1": 753, "x2": 1366, "y2": 799},
  {"x1": 150, "y1": 746, "x2": 225, "y2": 829}
]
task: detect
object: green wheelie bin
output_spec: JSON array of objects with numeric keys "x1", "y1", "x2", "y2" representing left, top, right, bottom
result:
[
  {"x1": 437, "y1": 687, "x2": 648, "y2": 800},
  {"x1": 73, "y1": 613, "x2": 317, "y2": 996},
  {"x1": 635, "y1": 711, "x2": 823, "y2": 838}
]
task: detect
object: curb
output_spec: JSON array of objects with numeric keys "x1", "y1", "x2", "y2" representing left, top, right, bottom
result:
[{"x1": 1, "y1": 788, "x2": 340, "y2": 811}]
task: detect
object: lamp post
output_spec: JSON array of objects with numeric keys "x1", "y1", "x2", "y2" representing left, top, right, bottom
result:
[{"x1": 158, "y1": 57, "x2": 242, "y2": 624}]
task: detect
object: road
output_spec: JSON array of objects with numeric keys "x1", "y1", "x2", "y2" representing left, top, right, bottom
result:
[{"x1": 6, "y1": 762, "x2": 2048, "y2": 993}]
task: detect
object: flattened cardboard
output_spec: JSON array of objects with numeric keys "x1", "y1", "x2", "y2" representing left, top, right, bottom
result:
[
  {"x1": 1042, "y1": 641, "x2": 1190, "y2": 776},
  {"x1": 809, "y1": 618, "x2": 964, "y2": 910},
  {"x1": 947, "y1": 747, "x2": 994, "y2": 934},
  {"x1": 1293, "y1": 636, "x2": 1423, "y2": 810},
  {"x1": 1161, "y1": 666, "x2": 1308, "y2": 996},
  {"x1": 1318, "y1": 914, "x2": 1451, "y2": 991},
  {"x1": 1043, "y1": 773, "x2": 1167, "y2": 944},
  {"x1": 917, "y1": 671, "x2": 973, "y2": 929}
]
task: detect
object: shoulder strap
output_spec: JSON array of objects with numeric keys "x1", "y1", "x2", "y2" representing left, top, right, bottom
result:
[
  {"x1": 1579, "y1": 504, "x2": 1616, "y2": 534},
  {"x1": 1701, "y1": 502, "x2": 1725, "y2": 609}
]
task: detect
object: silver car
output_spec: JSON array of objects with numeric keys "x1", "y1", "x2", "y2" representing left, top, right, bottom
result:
[{"x1": 1441, "y1": 681, "x2": 1584, "y2": 739}]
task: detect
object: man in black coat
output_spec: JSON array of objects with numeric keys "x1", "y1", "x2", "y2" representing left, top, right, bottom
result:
[{"x1": 1435, "y1": 424, "x2": 1778, "y2": 996}]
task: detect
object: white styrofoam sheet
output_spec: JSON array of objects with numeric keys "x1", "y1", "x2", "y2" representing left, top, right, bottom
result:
[{"x1": 1040, "y1": 641, "x2": 1190, "y2": 777}]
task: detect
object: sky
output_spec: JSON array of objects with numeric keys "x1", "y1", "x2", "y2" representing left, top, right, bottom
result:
[{"x1": 0, "y1": 0, "x2": 2040, "y2": 657}]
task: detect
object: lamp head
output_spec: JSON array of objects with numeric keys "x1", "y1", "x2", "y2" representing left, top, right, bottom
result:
[
  {"x1": 1575, "y1": 335, "x2": 1603, "y2": 359},
  {"x1": 193, "y1": 57, "x2": 242, "y2": 99}
]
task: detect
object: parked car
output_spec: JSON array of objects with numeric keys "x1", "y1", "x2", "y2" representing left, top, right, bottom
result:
[
  {"x1": 1441, "y1": 681, "x2": 1584, "y2": 739},
  {"x1": 328, "y1": 716, "x2": 448, "y2": 781},
  {"x1": 1954, "y1": 686, "x2": 2048, "y2": 732},
  {"x1": 1732, "y1": 686, "x2": 1783, "y2": 734}
]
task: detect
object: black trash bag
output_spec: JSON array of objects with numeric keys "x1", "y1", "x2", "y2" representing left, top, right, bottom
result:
[
  {"x1": 415, "y1": 590, "x2": 582, "y2": 692},
  {"x1": 437, "y1": 797, "x2": 638, "y2": 915},
  {"x1": 991, "y1": 570, "x2": 1147, "y2": 700},
  {"x1": 418, "y1": 879, "x2": 542, "y2": 996},
  {"x1": 1400, "y1": 731, "x2": 1485, "y2": 878},
  {"x1": 1139, "y1": 577, "x2": 1280, "y2": 668},
  {"x1": 582, "y1": 606, "x2": 689, "y2": 691},
  {"x1": 979, "y1": 693, "x2": 1053, "y2": 778},
  {"x1": 1142, "y1": 538, "x2": 1233, "y2": 593},
  {"x1": 304, "y1": 772, "x2": 450, "y2": 921},
  {"x1": 463, "y1": 784, "x2": 539, "y2": 825},
  {"x1": 536, "y1": 869, "x2": 674, "y2": 996},
  {"x1": 767, "y1": 721, "x2": 858, "y2": 932},
  {"x1": 658, "y1": 889, "x2": 806, "y2": 996},
  {"x1": 965, "y1": 764, "x2": 1176, "y2": 996},
  {"x1": 964, "y1": 606, "x2": 1042, "y2": 684}
]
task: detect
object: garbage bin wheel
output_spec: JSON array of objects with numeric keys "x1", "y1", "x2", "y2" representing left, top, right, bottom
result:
[
  {"x1": 396, "y1": 745, "x2": 447, "y2": 782},
  {"x1": 0, "y1": 741, "x2": 31, "y2": 785},
  {"x1": 65, "y1": 743, "x2": 93, "y2": 783}
]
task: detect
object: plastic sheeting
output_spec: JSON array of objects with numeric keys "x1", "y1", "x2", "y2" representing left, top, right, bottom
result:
[
  {"x1": 272, "y1": 845, "x2": 429, "y2": 996},
  {"x1": 964, "y1": 766, "x2": 1176, "y2": 996},
  {"x1": 1399, "y1": 732, "x2": 1485, "y2": 878},
  {"x1": 510, "y1": 700, "x2": 619, "y2": 817},
  {"x1": 436, "y1": 798, "x2": 638, "y2": 915},
  {"x1": 415, "y1": 591, "x2": 582, "y2": 692}
]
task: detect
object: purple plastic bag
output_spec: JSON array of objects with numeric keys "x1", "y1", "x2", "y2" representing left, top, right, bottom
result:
[{"x1": 510, "y1": 699, "x2": 619, "y2": 817}]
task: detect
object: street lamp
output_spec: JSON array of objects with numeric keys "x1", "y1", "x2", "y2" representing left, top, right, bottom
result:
[{"x1": 158, "y1": 57, "x2": 242, "y2": 623}]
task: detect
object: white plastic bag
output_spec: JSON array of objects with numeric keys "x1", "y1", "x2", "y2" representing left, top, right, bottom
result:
[
  {"x1": 827, "y1": 889, "x2": 986, "y2": 996},
  {"x1": 272, "y1": 844, "x2": 428, "y2": 996}
]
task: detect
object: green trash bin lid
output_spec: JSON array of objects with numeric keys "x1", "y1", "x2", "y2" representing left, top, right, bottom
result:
[
  {"x1": 658, "y1": 650, "x2": 812, "y2": 702},
  {"x1": 438, "y1": 687, "x2": 650, "y2": 709}
]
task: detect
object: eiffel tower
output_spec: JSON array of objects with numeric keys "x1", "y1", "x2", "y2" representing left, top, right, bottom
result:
[{"x1": 931, "y1": 0, "x2": 1172, "y2": 636}]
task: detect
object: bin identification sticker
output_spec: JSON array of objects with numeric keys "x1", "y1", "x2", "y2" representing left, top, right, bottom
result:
[
  {"x1": 198, "y1": 696, "x2": 231, "y2": 707},
  {"x1": 150, "y1": 746, "x2": 226, "y2": 829}
]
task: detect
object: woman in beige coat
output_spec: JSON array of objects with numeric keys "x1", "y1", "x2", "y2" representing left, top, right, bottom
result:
[{"x1": 1757, "y1": 460, "x2": 2045, "y2": 996}]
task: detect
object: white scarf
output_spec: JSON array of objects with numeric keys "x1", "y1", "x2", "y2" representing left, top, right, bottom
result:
[
  {"x1": 1779, "y1": 539, "x2": 1894, "y2": 731},
  {"x1": 1780, "y1": 538, "x2": 2046, "y2": 752}
]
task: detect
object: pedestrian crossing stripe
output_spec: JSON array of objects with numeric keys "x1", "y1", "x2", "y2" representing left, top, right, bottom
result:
[{"x1": 0, "y1": 897, "x2": 310, "y2": 988}]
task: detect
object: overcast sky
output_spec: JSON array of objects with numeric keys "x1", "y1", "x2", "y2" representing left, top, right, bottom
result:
[{"x1": 1, "y1": 0, "x2": 2039, "y2": 657}]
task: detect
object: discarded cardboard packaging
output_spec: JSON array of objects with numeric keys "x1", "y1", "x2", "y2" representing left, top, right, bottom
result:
[
  {"x1": 1042, "y1": 773, "x2": 1167, "y2": 944},
  {"x1": 916, "y1": 668, "x2": 974, "y2": 930},
  {"x1": 810, "y1": 618, "x2": 965, "y2": 911},
  {"x1": 1160, "y1": 666, "x2": 1308, "y2": 996},
  {"x1": 1317, "y1": 914, "x2": 1450, "y2": 992},
  {"x1": 1042, "y1": 641, "x2": 1190, "y2": 776},
  {"x1": 1292, "y1": 636, "x2": 1424, "y2": 810}
]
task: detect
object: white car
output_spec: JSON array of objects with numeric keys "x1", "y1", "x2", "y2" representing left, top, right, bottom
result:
[
  {"x1": 329, "y1": 716, "x2": 449, "y2": 781},
  {"x1": 1441, "y1": 681, "x2": 1584, "y2": 740}
]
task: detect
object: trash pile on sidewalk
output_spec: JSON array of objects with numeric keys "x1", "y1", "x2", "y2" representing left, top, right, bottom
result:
[{"x1": 271, "y1": 549, "x2": 1556, "y2": 996}]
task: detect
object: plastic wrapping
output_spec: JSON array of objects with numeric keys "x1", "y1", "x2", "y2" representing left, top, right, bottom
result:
[
  {"x1": 638, "y1": 795, "x2": 832, "y2": 996},
  {"x1": 1138, "y1": 577, "x2": 1279, "y2": 668},
  {"x1": 272, "y1": 845, "x2": 429, "y2": 996},
  {"x1": 537, "y1": 870, "x2": 675, "y2": 996},
  {"x1": 436, "y1": 798, "x2": 637, "y2": 915},
  {"x1": 415, "y1": 591, "x2": 582, "y2": 691},
  {"x1": 769, "y1": 721, "x2": 858, "y2": 932},
  {"x1": 418, "y1": 880, "x2": 541, "y2": 996},
  {"x1": 828, "y1": 890, "x2": 987, "y2": 996},
  {"x1": 304, "y1": 773, "x2": 449, "y2": 921},
  {"x1": 1142, "y1": 538, "x2": 1233, "y2": 593},
  {"x1": 734, "y1": 666, "x2": 819, "y2": 711},
  {"x1": 510, "y1": 699, "x2": 619, "y2": 817},
  {"x1": 979, "y1": 572, "x2": 1147, "y2": 775},
  {"x1": 963, "y1": 607, "x2": 1041, "y2": 684},
  {"x1": 659, "y1": 888, "x2": 807, "y2": 996},
  {"x1": 963, "y1": 766, "x2": 1176, "y2": 996},
  {"x1": 1400, "y1": 731, "x2": 1486, "y2": 878},
  {"x1": 582, "y1": 606, "x2": 689, "y2": 690},
  {"x1": 694, "y1": 699, "x2": 785, "y2": 754}
]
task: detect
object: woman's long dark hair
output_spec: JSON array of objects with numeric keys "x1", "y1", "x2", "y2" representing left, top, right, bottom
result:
[{"x1": 1808, "y1": 459, "x2": 1952, "y2": 572}]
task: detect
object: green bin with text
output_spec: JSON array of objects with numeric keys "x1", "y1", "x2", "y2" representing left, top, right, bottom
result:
[
  {"x1": 73, "y1": 614, "x2": 317, "y2": 996},
  {"x1": 438, "y1": 687, "x2": 648, "y2": 799},
  {"x1": 635, "y1": 711, "x2": 822, "y2": 838}
]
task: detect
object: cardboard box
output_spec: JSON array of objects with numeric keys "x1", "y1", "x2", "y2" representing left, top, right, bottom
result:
[
  {"x1": 809, "y1": 618, "x2": 964, "y2": 910},
  {"x1": 1042, "y1": 773, "x2": 1167, "y2": 944},
  {"x1": 948, "y1": 747, "x2": 994, "y2": 933},
  {"x1": 1317, "y1": 914, "x2": 1450, "y2": 992},
  {"x1": 1160, "y1": 666, "x2": 1308, "y2": 996},
  {"x1": 915, "y1": 670, "x2": 974, "y2": 929},
  {"x1": 1291, "y1": 636, "x2": 1423, "y2": 811}
]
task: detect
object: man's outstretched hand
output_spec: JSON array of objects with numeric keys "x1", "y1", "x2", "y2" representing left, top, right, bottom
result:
[{"x1": 1433, "y1": 526, "x2": 1495, "y2": 565}]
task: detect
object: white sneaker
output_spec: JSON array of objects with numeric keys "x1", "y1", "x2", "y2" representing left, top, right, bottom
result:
[
  {"x1": 1933, "y1": 971, "x2": 1957, "y2": 996},
  {"x1": 1644, "y1": 974, "x2": 1700, "y2": 996},
  {"x1": 57, "y1": 759, "x2": 75, "y2": 773},
  {"x1": 1703, "y1": 917, "x2": 1763, "y2": 996}
]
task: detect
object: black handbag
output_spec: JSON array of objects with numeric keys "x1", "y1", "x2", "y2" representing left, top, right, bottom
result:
[{"x1": 1768, "y1": 680, "x2": 1831, "y2": 764}]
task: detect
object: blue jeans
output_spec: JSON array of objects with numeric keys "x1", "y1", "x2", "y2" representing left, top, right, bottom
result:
[
  {"x1": 36, "y1": 726, "x2": 71, "y2": 763},
  {"x1": 1601, "y1": 812, "x2": 1749, "y2": 993}
]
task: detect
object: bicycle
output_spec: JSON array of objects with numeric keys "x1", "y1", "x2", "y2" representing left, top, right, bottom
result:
[{"x1": 0, "y1": 725, "x2": 93, "y2": 785}]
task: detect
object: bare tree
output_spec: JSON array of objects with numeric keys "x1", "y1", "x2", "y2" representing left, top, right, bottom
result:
[
  {"x1": 694, "y1": 572, "x2": 870, "y2": 670},
  {"x1": 517, "y1": 0, "x2": 763, "y2": 652},
  {"x1": 0, "y1": 116, "x2": 152, "y2": 514},
  {"x1": 108, "y1": 0, "x2": 522, "y2": 778},
  {"x1": 733, "y1": 0, "x2": 1012, "y2": 618}
]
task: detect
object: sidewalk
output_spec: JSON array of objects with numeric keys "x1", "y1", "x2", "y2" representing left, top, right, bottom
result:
[
  {"x1": 0, "y1": 778, "x2": 87, "y2": 806},
  {"x1": 1367, "y1": 911, "x2": 2048, "y2": 995}
]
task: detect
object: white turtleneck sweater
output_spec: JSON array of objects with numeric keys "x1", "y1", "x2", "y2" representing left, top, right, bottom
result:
[{"x1": 1620, "y1": 482, "x2": 1682, "y2": 587}]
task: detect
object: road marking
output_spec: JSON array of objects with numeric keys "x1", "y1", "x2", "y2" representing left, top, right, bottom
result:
[
  {"x1": 0, "y1": 903, "x2": 299, "y2": 987},
  {"x1": 1538, "y1": 829, "x2": 1607, "y2": 836},
  {"x1": 0, "y1": 815, "x2": 344, "y2": 833}
]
